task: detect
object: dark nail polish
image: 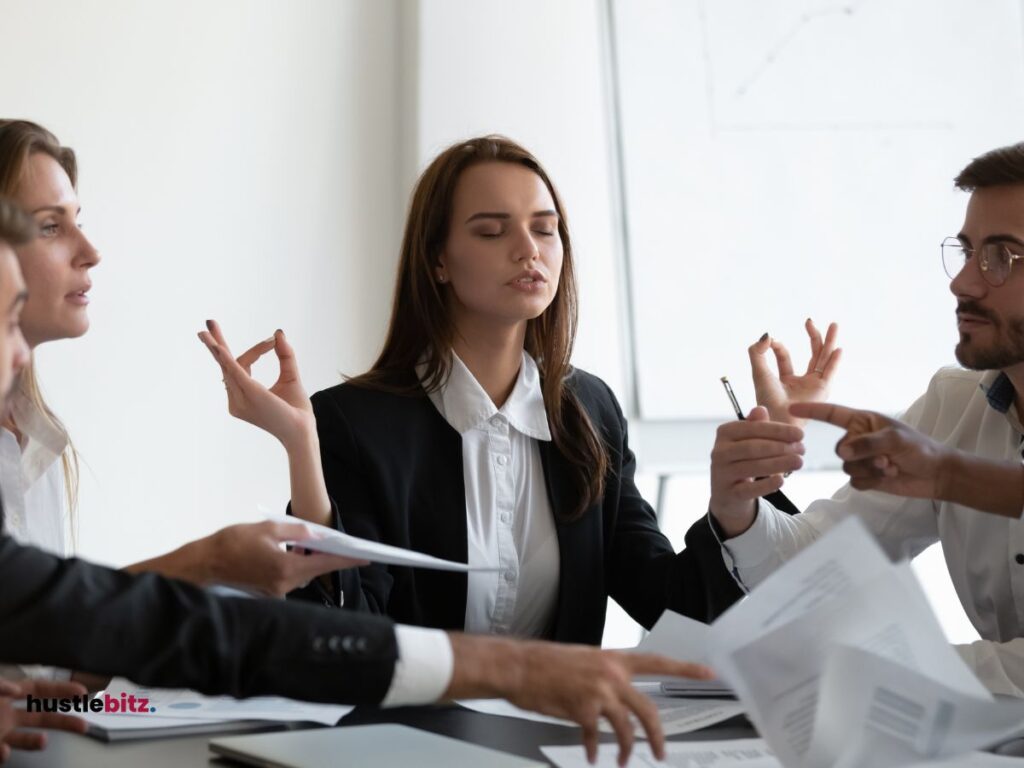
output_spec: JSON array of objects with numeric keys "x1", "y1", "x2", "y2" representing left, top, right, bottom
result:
[{"x1": 759, "y1": 332, "x2": 769, "y2": 342}]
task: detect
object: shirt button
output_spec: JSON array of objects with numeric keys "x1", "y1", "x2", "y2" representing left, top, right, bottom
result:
[
  {"x1": 496, "y1": 455, "x2": 508, "y2": 466},
  {"x1": 1016, "y1": 554, "x2": 1024, "y2": 565},
  {"x1": 501, "y1": 512, "x2": 511, "y2": 524},
  {"x1": 504, "y1": 571, "x2": 515, "y2": 584}
]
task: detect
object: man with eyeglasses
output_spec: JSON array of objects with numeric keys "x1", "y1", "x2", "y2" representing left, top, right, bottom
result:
[{"x1": 705, "y1": 141, "x2": 1024, "y2": 696}]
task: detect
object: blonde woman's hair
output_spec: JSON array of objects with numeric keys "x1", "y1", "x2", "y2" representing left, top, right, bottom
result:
[{"x1": 0, "y1": 120, "x2": 82, "y2": 542}]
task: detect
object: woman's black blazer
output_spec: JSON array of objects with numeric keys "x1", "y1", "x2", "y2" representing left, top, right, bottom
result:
[{"x1": 293, "y1": 367, "x2": 749, "y2": 645}]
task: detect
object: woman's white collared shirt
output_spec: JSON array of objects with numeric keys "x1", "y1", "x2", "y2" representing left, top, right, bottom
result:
[
  {"x1": 0, "y1": 391, "x2": 71, "y2": 682},
  {"x1": 421, "y1": 351, "x2": 560, "y2": 638},
  {"x1": 0, "y1": 391, "x2": 69, "y2": 557}
]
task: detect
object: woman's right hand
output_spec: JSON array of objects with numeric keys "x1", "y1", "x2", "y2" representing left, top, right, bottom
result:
[{"x1": 198, "y1": 319, "x2": 314, "y2": 450}]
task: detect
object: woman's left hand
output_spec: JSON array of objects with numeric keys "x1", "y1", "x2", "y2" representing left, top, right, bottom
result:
[
  {"x1": 749, "y1": 319, "x2": 841, "y2": 427},
  {"x1": 198, "y1": 320, "x2": 314, "y2": 449}
]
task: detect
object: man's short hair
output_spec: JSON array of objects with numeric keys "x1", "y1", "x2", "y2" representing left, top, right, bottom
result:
[
  {"x1": 0, "y1": 198, "x2": 34, "y2": 248},
  {"x1": 955, "y1": 142, "x2": 1024, "y2": 191}
]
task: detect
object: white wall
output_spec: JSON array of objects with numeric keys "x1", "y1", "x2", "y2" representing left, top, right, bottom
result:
[
  {"x1": 0, "y1": 0, "x2": 630, "y2": 571},
  {"x1": 0, "y1": 0, "x2": 406, "y2": 565},
  {"x1": 411, "y1": 0, "x2": 629, "y2": 401}
]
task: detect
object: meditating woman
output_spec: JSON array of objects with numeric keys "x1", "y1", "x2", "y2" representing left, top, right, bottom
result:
[{"x1": 201, "y1": 135, "x2": 836, "y2": 642}]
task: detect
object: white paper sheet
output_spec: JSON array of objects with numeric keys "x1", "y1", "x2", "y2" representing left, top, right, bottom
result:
[
  {"x1": 701, "y1": 517, "x2": 1024, "y2": 768},
  {"x1": 459, "y1": 685, "x2": 744, "y2": 737},
  {"x1": 717, "y1": 563, "x2": 989, "y2": 768},
  {"x1": 709, "y1": 516, "x2": 892, "y2": 690},
  {"x1": 542, "y1": 737, "x2": 779, "y2": 768},
  {"x1": 540, "y1": 742, "x2": 1024, "y2": 768},
  {"x1": 805, "y1": 646, "x2": 1024, "y2": 768},
  {"x1": 271, "y1": 514, "x2": 499, "y2": 572},
  {"x1": 81, "y1": 711, "x2": 235, "y2": 730},
  {"x1": 632, "y1": 611, "x2": 733, "y2": 696},
  {"x1": 101, "y1": 678, "x2": 353, "y2": 725}
]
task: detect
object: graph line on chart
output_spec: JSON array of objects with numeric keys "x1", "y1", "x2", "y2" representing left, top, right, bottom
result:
[{"x1": 695, "y1": 0, "x2": 951, "y2": 135}]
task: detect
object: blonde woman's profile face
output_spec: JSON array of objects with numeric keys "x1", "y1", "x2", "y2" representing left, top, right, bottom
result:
[
  {"x1": 438, "y1": 162, "x2": 563, "y2": 331},
  {"x1": 12, "y1": 152, "x2": 100, "y2": 348}
]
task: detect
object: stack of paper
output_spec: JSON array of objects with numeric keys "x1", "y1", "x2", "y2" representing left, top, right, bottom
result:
[
  {"x1": 704, "y1": 517, "x2": 1024, "y2": 768},
  {"x1": 543, "y1": 518, "x2": 1024, "y2": 768},
  {"x1": 82, "y1": 678, "x2": 352, "y2": 741},
  {"x1": 459, "y1": 684, "x2": 744, "y2": 738},
  {"x1": 632, "y1": 610, "x2": 734, "y2": 698},
  {"x1": 542, "y1": 739, "x2": 1024, "y2": 768}
]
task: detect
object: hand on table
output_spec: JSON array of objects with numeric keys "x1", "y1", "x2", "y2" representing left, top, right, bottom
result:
[
  {"x1": 749, "y1": 319, "x2": 841, "y2": 427},
  {"x1": 447, "y1": 635, "x2": 713, "y2": 767},
  {"x1": 0, "y1": 678, "x2": 89, "y2": 762}
]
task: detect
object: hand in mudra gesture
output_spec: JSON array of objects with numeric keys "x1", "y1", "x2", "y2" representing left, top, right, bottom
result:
[
  {"x1": 198, "y1": 319, "x2": 314, "y2": 449},
  {"x1": 749, "y1": 318, "x2": 842, "y2": 427}
]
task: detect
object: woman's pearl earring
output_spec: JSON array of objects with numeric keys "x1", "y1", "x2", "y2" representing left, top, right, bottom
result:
[{"x1": 438, "y1": 274, "x2": 447, "y2": 283}]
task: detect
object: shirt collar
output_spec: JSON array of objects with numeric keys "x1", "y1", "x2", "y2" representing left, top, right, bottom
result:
[
  {"x1": 982, "y1": 371, "x2": 1016, "y2": 415},
  {"x1": 7, "y1": 390, "x2": 68, "y2": 486},
  {"x1": 422, "y1": 351, "x2": 552, "y2": 441}
]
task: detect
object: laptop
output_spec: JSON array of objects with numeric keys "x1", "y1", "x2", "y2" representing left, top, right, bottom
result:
[{"x1": 209, "y1": 724, "x2": 546, "y2": 767}]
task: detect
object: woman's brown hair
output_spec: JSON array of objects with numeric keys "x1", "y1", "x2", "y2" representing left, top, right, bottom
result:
[
  {"x1": 349, "y1": 135, "x2": 608, "y2": 519},
  {"x1": 0, "y1": 119, "x2": 81, "y2": 542}
]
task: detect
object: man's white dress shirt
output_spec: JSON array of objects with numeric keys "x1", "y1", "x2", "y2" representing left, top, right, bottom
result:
[{"x1": 717, "y1": 367, "x2": 1024, "y2": 695}]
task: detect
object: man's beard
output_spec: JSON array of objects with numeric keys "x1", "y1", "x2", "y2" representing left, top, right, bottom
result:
[{"x1": 955, "y1": 300, "x2": 1024, "y2": 370}]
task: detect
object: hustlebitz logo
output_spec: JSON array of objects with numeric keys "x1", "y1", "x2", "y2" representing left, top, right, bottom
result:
[{"x1": 26, "y1": 692, "x2": 156, "y2": 714}]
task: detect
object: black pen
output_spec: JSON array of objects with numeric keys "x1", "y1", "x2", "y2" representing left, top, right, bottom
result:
[
  {"x1": 722, "y1": 376, "x2": 793, "y2": 478},
  {"x1": 721, "y1": 377, "x2": 744, "y2": 420}
]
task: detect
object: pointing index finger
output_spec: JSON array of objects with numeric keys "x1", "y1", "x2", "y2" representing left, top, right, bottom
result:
[{"x1": 788, "y1": 401, "x2": 859, "y2": 429}]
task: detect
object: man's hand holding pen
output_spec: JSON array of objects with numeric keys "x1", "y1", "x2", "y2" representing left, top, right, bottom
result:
[{"x1": 709, "y1": 406, "x2": 804, "y2": 538}]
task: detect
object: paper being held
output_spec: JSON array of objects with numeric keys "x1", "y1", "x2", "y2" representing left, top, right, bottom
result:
[{"x1": 271, "y1": 514, "x2": 499, "y2": 572}]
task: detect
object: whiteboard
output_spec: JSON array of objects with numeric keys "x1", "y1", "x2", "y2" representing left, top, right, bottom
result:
[{"x1": 611, "y1": 0, "x2": 1024, "y2": 419}]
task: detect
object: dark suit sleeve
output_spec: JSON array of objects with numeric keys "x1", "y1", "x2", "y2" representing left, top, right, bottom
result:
[
  {"x1": 599, "y1": 383, "x2": 746, "y2": 627},
  {"x1": 0, "y1": 535, "x2": 398, "y2": 705},
  {"x1": 288, "y1": 391, "x2": 394, "y2": 615}
]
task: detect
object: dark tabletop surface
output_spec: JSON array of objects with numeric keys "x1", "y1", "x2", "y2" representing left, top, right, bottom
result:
[{"x1": 5, "y1": 704, "x2": 758, "y2": 767}]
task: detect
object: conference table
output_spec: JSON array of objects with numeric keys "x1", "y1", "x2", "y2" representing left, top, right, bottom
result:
[{"x1": 6, "y1": 703, "x2": 759, "y2": 767}]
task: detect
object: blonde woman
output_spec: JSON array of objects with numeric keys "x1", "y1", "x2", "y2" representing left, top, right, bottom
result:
[{"x1": 0, "y1": 121, "x2": 363, "y2": 680}]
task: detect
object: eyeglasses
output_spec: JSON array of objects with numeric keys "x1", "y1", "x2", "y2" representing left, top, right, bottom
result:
[{"x1": 941, "y1": 236, "x2": 1024, "y2": 287}]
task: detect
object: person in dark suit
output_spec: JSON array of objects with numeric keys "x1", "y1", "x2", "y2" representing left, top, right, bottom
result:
[
  {"x1": 0, "y1": 197, "x2": 711, "y2": 766},
  {"x1": 198, "y1": 136, "x2": 829, "y2": 643}
]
